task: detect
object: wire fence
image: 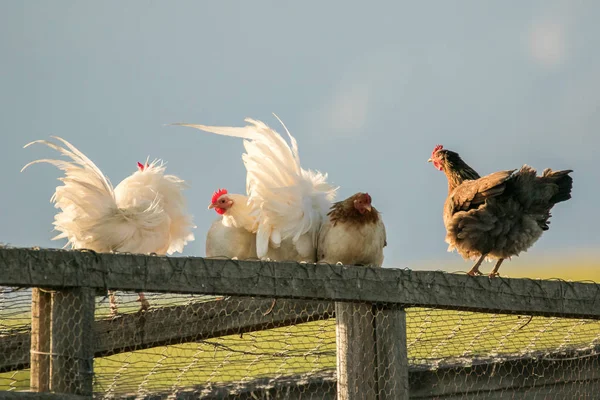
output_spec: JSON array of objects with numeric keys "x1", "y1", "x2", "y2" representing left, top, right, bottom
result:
[{"x1": 1, "y1": 248, "x2": 600, "y2": 399}]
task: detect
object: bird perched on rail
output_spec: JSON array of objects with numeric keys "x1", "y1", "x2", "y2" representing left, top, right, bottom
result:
[
  {"x1": 174, "y1": 115, "x2": 338, "y2": 263},
  {"x1": 22, "y1": 136, "x2": 195, "y2": 314},
  {"x1": 317, "y1": 192, "x2": 387, "y2": 267},
  {"x1": 428, "y1": 144, "x2": 573, "y2": 277},
  {"x1": 205, "y1": 188, "x2": 258, "y2": 260}
]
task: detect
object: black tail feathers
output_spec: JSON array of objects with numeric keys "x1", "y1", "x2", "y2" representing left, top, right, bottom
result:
[{"x1": 542, "y1": 169, "x2": 573, "y2": 205}]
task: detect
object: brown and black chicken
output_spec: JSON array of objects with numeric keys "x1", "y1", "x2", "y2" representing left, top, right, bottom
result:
[{"x1": 428, "y1": 145, "x2": 573, "y2": 277}]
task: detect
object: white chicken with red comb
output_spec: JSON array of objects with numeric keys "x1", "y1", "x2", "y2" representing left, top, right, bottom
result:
[
  {"x1": 22, "y1": 136, "x2": 195, "y2": 314},
  {"x1": 175, "y1": 115, "x2": 337, "y2": 262},
  {"x1": 205, "y1": 188, "x2": 258, "y2": 260}
]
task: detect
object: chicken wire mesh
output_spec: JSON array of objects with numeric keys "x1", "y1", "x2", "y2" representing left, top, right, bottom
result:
[
  {"x1": 1, "y1": 284, "x2": 600, "y2": 399},
  {"x1": 0, "y1": 287, "x2": 30, "y2": 391},
  {"x1": 92, "y1": 291, "x2": 336, "y2": 398},
  {"x1": 407, "y1": 308, "x2": 600, "y2": 398}
]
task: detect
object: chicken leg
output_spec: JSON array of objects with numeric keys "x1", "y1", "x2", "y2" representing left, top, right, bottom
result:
[
  {"x1": 137, "y1": 292, "x2": 150, "y2": 313},
  {"x1": 467, "y1": 254, "x2": 487, "y2": 276},
  {"x1": 488, "y1": 258, "x2": 504, "y2": 278},
  {"x1": 109, "y1": 290, "x2": 119, "y2": 317}
]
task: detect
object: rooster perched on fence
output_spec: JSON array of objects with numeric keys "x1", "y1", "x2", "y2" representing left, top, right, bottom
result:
[
  {"x1": 174, "y1": 116, "x2": 338, "y2": 263},
  {"x1": 22, "y1": 136, "x2": 195, "y2": 314},
  {"x1": 428, "y1": 144, "x2": 573, "y2": 277}
]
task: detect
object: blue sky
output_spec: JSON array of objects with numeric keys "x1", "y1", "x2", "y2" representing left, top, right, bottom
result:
[{"x1": 0, "y1": 1, "x2": 598, "y2": 272}]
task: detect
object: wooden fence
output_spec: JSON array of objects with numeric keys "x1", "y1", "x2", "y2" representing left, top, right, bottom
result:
[{"x1": 0, "y1": 247, "x2": 599, "y2": 399}]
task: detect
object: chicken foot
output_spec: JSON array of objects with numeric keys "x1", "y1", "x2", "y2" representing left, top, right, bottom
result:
[
  {"x1": 467, "y1": 254, "x2": 487, "y2": 276},
  {"x1": 488, "y1": 258, "x2": 504, "y2": 278},
  {"x1": 108, "y1": 291, "x2": 149, "y2": 316}
]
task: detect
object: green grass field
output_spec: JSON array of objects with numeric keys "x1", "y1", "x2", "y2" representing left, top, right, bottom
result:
[{"x1": 2, "y1": 258, "x2": 599, "y2": 395}]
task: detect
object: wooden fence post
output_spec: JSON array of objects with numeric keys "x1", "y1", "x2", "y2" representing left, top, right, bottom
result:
[
  {"x1": 375, "y1": 306, "x2": 408, "y2": 399},
  {"x1": 336, "y1": 302, "x2": 377, "y2": 399},
  {"x1": 30, "y1": 288, "x2": 51, "y2": 392},
  {"x1": 335, "y1": 302, "x2": 409, "y2": 400},
  {"x1": 50, "y1": 287, "x2": 95, "y2": 396}
]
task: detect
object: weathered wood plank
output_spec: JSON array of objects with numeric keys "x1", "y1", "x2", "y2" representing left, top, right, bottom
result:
[
  {"x1": 375, "y1": 306, "x2": 408, "y2": 399},
  {"x1": 0, "y1": 393, "x2": 89, "y2": 400},
  {"x1": 114, "y1": 370, "x2": 337, "y2": 400},
  {"x1": 409, "y1": 344, "x2": 600, "y2": 398},
  {"x1": 0, "y1": 298, "x2": 334, "y2": 372},
  {"x1": 1, "y1": 247, "x2": 600, "y2": 319},
  {"x1": 50, "y1": 288, "x2": 94, "y2": 396},
  {"x1": 96, "y1": 296, "x2": 333, "y2": 356},
  {"x1": 98, "y1": 345, "x2": 600, "y2": 399},
  {"x1": 335, "y1": 304, "x2": 409, "y2": 400},
  {"x1": 0, "y1": 331, "x2": 29, "y2": 373},
  {"x1": 86, "y1": 345, "x2": 600, "y2": 399},
  {"x1": 30, "y1": 288, "x2": 51, "y2": 392},
  {"x1": 335, "y1": 302, "x2": 377, "y2": 399},
  {"x1": 3, "y1": 345, "x2": 597, "y2": 399}
]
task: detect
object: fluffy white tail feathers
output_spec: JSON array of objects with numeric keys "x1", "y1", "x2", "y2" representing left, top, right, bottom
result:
[
  {"x1": 23, "y1": 136, "x2": 195, "y2": 255},
  {"x1": 173, "y1": 115, "x2": 337, "y2": 259}
]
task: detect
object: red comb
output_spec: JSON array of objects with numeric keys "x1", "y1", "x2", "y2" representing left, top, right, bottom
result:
[
  {"x1": 211, "y1": 188, "x2": 228, "y2": 204},
  {"x1": 364, "y1": 193, "x2": 372, "y2": 203},
  {"x1": 137, "y1": 162, "x2": 145, "y2": 171},
  {"x1": 432, "y1": 144, "x2": 443, "y2": 157}
]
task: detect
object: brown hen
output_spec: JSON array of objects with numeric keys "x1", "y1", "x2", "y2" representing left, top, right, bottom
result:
[
  {"x1": 429, "y1": 145, "x2": 573, "y2": 277},
  {"x1": 317, "y1": 192, "x2": 386, "y2": 267}
]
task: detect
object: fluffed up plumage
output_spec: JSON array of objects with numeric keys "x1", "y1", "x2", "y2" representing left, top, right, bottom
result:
[
  {"x1": 317, "y1": 192, "x2": 386, "y2": 267},
  {"x1": 429, "y1": 145, "x2": 573, "y2": 277},
  {"x1": 23, "y1": 136, "x2": 195, "y2": 314},
  {"x1": 175, "y1": 115, "x2": 337, "y2": 262},
  {"x1": 22, "y1": 136, "x2": 195, "y2": 255}
]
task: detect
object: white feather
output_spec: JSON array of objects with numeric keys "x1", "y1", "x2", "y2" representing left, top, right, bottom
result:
[
  {"x1": 173, "y1": 115, "x2": 337, "y2": 259},
  {"x1": 23, "y1": 137, "x2": 195, "y2": 255},
  {"x1": 205, "y1": 218, "x2": 258, "y2": 260}
]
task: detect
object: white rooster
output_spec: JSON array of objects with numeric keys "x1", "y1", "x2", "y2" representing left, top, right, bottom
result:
[
  {"x1": 175, "y1": 116, "x2": 337, "y2": 263},
  {"x1": 22, "y1": 136, "x2": 195, "y2": 314}
]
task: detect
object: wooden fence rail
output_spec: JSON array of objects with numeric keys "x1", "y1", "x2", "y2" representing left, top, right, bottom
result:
[{"x1": 1, "y1": 247, "x2": 600, "y2": 319}]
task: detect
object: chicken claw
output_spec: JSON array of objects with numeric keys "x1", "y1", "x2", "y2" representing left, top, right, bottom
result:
[
  {"x1": 467, "y1": 269, "x2": 483, "y2": 276},
  {"x1": 488, "y1": 259, "x2": 504, "y2": 278},
  {"x1": 467, "y1": 254, "x2": 487, "y2": 276}
]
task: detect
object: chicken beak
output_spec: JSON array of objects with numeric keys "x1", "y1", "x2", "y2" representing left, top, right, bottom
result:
[
  {"x1": 208, "y1": 203, "x2": 215, "y2": 210},
  {"x1": 427, "y1": 158, "x2": 432, "y2": 163},
  {"x1": 365, "y1": 204, "x2": 372, "y2": 212}
]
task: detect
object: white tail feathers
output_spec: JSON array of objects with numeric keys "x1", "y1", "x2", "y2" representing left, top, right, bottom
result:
[
  {"x1": 23, "y1": 136, "x2": 195, "y2": 255},
  {"x1": 170, "y1": 122, "x2": 257, "y2": 140},
  {"x1": 174, "y1": 115, "x2": 337, "y2": 259}
]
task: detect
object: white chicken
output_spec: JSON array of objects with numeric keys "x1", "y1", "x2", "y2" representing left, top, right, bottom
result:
[
  {"x1": 22, "y1": 136, "x2": 195, "y2": 314},
  {"x1": 205, "y1": 188, "x2": 258, "y2": 259},
  {"x1": 175, "y1": 116, "x2": 337, "y2": 263}
]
